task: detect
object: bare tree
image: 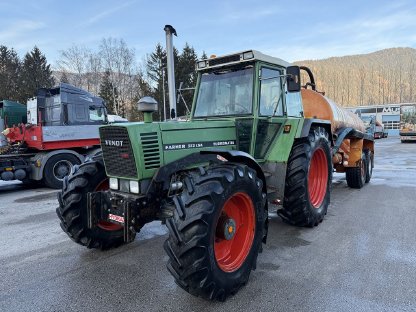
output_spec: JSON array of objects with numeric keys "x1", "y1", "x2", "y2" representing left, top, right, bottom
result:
[
  {"x1": 409, "y1": 59, "x2": 414, "y2": 103},
  {"x1": 85, "y1": 52, "x2": 102, "y2": 94},
  {"x1": 56, "y1": 45, "x2": 90, "y2": 87},
  {"x1": 99, "y1": 38, "x2": 136, "y2": 116}
]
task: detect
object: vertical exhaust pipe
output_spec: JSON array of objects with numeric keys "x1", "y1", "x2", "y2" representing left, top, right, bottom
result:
[{"x1": 164, "y1": 25, "x2": 177, "y2": 119}]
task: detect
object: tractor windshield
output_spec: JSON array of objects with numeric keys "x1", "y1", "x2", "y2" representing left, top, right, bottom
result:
[{"x1": 194, "y1": 67, "x2": 253, "y2": 117}]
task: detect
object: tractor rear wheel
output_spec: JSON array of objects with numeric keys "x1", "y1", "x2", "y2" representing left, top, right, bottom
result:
[
  {"x1": 56, "y1": 157, "x2": 129, "y2": 249},
  {"x1": 345, "y1": 152, "x2": 367, "y2": 189},
  {"x1": 164, "y1": 163, "x2": 266, "y2": 301},
  {"x1": 277, "y1": 127, "x2": 332, "y2": 227}
]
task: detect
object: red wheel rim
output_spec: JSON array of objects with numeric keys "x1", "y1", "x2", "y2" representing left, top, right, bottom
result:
[
  {"x1": 308, "y1": 148, "x2": 329, "y2": 208},
  {"x1": 95, "y1": 179, "x2": 123, "y2": 231},
  {"x1": 214, "y1": 192, "x2": 255, "y2": 272}
]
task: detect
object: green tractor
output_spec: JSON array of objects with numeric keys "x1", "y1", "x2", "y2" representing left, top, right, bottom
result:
[{"x1": 57, "y1": 48, "x2": 374, "y2": 301}]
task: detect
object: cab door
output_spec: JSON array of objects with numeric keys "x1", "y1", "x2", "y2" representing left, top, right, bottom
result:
[{"x1": 253, "y1": 65, "x2": 287, "y2": 160}]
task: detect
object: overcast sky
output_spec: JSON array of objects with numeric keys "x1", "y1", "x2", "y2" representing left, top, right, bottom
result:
[{"x1": 1, "y1": 0, "x2": 416, "y2": 66}]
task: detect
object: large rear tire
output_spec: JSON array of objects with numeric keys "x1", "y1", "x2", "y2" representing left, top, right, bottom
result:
[
  {"x1": 345, "y1": 152, "x2": 367, "y2": 189},
  {"x1": 277, "y1": 127, "x2": 332, "y2": 227},
  {"x1": 56, "y1": 157, "x2": 130, "y2": 249},
  {"x1": 164, "y1": 163, "x2": 266, "y2": 301}
]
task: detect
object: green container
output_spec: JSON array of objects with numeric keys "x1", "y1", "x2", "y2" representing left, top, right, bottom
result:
[
  {"x1": 0, "y1": 100, "x2": 27, "y2": 146},
  {"x1": 0, "y1": 100, "x2": 27, "y2": 127}
]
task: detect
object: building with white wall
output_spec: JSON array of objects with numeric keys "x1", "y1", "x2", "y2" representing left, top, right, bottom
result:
[{"x1": 345, "y1": 104, "x2": 403, "y2": 136}]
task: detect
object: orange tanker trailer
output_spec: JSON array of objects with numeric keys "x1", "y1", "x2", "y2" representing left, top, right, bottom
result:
[{"x1": 300, "y1": 67, "x2": 374, "y2": 188}]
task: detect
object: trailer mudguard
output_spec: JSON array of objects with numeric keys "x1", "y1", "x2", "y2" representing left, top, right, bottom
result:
[{"x1": 30, "y1": 149, "x2": 85, "y2": 180}]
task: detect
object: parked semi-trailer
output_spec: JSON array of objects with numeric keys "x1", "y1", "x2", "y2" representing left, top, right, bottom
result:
[{"x1": 0, "y1": 83, "x2": 108, "y2": 188}]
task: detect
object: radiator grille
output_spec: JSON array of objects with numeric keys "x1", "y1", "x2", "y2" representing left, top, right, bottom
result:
[
  {"x1": 140, "y1": 132, "x2": 161, "y2": 169},
  {"x1": 100, "y1": 126, "x2": 137, "y2": 178}
]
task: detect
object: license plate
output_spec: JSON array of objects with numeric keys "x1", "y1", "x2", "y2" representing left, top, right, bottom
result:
[{"x1": 108, "y1": 213, "x2": 125, "y2": 224}]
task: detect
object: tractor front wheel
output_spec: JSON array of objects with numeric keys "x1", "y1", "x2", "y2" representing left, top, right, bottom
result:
[
  {"x1": 56, "y1": 157, "x2": 129, "y2": 249},
  {"x1": 277, "y1": 127, "x2": 332, "y2": 227},
  {"x1": 164, "y1": 163, "x2": 266, "y2": 301}
]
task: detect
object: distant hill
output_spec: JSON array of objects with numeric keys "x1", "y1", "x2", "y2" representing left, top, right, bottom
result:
[{"x1": 294, "y1": 47, "x2": 416, "y2": 107}]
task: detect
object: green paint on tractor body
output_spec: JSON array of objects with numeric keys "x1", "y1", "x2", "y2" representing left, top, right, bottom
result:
[
  {"x1": 101, "y1": 120, "x2": 237, "y2": 180},
  {"x1": 99, "y1": 51, "x2": 306, "y2": 194}
]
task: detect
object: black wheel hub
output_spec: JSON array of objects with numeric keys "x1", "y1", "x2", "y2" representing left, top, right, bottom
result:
[{"x1": 216, "y1": 214, "x2": 236, "y2": 241}]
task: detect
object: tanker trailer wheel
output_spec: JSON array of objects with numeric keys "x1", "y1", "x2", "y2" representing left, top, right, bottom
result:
[
  {"x1": 164, "y1": 163, "x2": 266, "y2": 301},
  {"x1": 44, "y1": 154, "x2": 81, "y2": 189},
  {"x1": 345, "y1": 152, "x2": 367, "y2": 189},
  {"x1": 56, "y1": 158, "x2": 130, "y2": 249},
  {"x1": 364, "y1": 150, "x2": 373, "y2": 183},
  {"x1": 277, "y1": 127, "x2": 332, "y2": 227}
]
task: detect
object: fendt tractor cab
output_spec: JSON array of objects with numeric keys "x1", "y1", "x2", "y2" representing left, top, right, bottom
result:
[{"x1": 57, "y1": 50, "x2": 374, "y2": 301}]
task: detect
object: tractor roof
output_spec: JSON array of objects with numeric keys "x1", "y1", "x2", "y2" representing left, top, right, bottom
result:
[{"x1": 197, "y1": 50, "x2": 291, "y2": 71}]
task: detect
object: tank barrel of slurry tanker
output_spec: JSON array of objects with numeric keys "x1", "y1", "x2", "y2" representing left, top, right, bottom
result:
[
  {"x1": 301, "y1": 89, "x2": 366, "y2": 133},
  {"x1": 164, "y1": 25, "x2": 177, "y2": 119},
  {"x1": 299, "y1": 66, "x2": 366, "y2": 133}
]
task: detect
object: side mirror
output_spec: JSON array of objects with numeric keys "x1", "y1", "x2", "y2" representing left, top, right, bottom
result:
[{"x1": 286, "y1": 66, "x2": 301, "y2": 92}]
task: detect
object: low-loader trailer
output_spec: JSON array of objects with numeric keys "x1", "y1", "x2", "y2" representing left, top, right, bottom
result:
[{"x1": 1, "y1": 83, "x2": 107, "y2": 188}]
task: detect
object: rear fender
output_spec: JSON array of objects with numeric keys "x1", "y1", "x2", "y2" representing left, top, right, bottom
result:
[{"x1": 299, "y1": 119, "x2": 332, "y2": 144}]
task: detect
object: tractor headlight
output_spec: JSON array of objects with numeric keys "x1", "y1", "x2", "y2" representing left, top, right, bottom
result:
[
  {"x1": 129, "y1": 180, "x2": 139, "y2": 194},
  {"x1": 109, "y1": 178, "x2": 118, "y2": 190},
  {"x1": 119, "y1": 179, "x2": 130, "y2": 193}
]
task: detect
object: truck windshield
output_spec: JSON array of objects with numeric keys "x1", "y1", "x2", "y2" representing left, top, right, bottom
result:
[
  {"x1": 194, "y1": 67, "x2": 253, "y2": 117},
  {"x1": 89, "y1": 106, "x2": 106, "y2": 122}
]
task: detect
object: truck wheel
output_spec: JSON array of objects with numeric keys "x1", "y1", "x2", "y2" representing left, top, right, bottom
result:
[
  {"x1": 364, "y1": 150, "x2": 373, "y2": 183},
  {"x1": 164, "y1": 164, "x2": 266, "y2": 301},
  {"x1": 277, "y1": 127, "x2": 332, "y2": 227},
  {"x1": 56, "y1": 158, "x2": 128, "y2": 249},
  {"x1": 345, "y1": 152, "x2": 367, "y2": 189},
  {"x1": 44, "y1": 154, "x2": 81, "y2": 189}
]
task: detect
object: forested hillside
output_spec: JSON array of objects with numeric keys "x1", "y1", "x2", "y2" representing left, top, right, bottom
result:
[{"x1": 294, "y1": 47, "x2": 416, "y2": 107}]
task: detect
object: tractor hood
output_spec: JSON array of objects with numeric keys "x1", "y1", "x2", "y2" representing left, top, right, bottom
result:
[{"x1": 99, "y1": 120, "x2": 237, "y2": 181}]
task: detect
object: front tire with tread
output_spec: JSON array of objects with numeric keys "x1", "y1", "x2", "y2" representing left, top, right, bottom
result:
[
  {"x1": 56, "y1": 158, "x2": 128, "y2": 249},
  {"x1": 164, "y1": 163, "x2": 266, "y2": 301}
]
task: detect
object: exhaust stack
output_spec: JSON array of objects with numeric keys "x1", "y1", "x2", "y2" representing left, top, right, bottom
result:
[{"x1": 164, "y1": 25, "x2": 177, "y2": 119}]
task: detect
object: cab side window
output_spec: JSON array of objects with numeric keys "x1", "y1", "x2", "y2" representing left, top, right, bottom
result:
[{"x1": 259, "y1": 68, "x2": 283, "y2": 116}]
